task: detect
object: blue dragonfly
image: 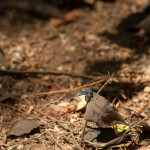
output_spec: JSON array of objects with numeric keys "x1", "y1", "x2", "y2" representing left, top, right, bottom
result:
[{"x1": 46, "y1": 89, "x2": 92, "y2": 106}]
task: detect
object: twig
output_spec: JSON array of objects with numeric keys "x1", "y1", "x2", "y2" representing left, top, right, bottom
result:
[
  {"x1": 0, "y1": 69, "x2": 97, "y2": 80},
  {"x1": 97, "y1": 73, "x2": 113, "y2": 94},
  {"x1": 114, "y1": 117, "x2": 147, "y2": 147},
  {"x1": 46, "y1": 129, "x2": 63, "y2": 150},
  {"x1": 34, "y1": 107, "x2": 70, "y2": 132},
  {"x1": 85, "y1": 119, "x2": 143, "y2": 149},
  {"x1": 35, "y1": 78, "x2": 107, "y2": 95},
  {"x1": 0, "y1": 101, "x2": 70, "y2": 132},
  {"x1": 80, "y1": 120, "x2": 87, "y2": 146},
  {"x1": 21, "y1": 98, "x2": 71, "y2": 132},
  {"x1": 0, "y1": 102, "x2": 47, "y2": 121}
]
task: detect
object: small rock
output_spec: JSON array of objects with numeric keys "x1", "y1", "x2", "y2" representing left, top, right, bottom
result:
[{"x1": 144, "y1": 86, "x2": 150, "y2": 93}]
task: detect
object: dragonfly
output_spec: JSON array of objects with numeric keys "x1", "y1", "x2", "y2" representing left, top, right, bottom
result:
[{"x1": 46, "y1": 89, "x2": 92, "y2": 106}]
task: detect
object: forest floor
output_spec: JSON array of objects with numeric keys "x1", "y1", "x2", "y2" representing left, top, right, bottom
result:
[{"x1": 0, "y1": 0, "x2": 150, "y2": 150}]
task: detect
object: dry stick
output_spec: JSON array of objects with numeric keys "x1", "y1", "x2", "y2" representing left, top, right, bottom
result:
[
  {"x1": 0, "y1": 101, "x2": 70, "y2": 132},
  {"x1": 21, "y1": 99, "x2": 83, "y2": 150},
  {"x1": 46, "y1": 129, "x2": 63, "y2": 150},
  {"x1": 34, "y1": 107, "x2": 70, "y2": 131},
  {"x1": 35, "y1": 78, "x2": 107, "y2": 95},
  {"x1": 79, "y1": 120, "x2": 87, "y2": 146},
  {"x1": 85, "y1": 117, "x2": 147, "y2": 149},
  {"x1": 21, "y1": 98, "x2": 70, "y2": 132},
  {"x1": 0, "y1": 69, "x2": 97, "y2": 80},
  {"x1": 0, "y1": 102, "x2": 47, "y2": 121},
  {"x1": 80, "y1": 76, "x2": 113, "y2": 146},
  {"x1": 117, "y1": 117, "x2": 147, "y2": 146},
  {"x1": 97, "y1": 74, "x2": 113, "y2": 94}
]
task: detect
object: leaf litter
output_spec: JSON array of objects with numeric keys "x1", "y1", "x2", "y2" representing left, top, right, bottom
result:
[
  {"x1": 7, "y1": 119, "x2": 46, "y2": 137},
  {"x1": 0, "y1": 1, "x2": 150, "y2": 150}
]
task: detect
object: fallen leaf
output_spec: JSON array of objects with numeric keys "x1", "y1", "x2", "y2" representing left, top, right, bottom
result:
[
  {"x1": 50, "y1": 18, "x2": 65, "y2": 26},
  {"x1": 44, "y1": 101, "x2": 76, "y2": 117},
  {"x1": 126, "y1": 106, "x2": 148, "y2": 118},
  {"x1": 7, "y1": 119, "x2": 45, "y2": 137},
  {"x1": 83, "y1": 125, "x2": 126, "y2": 148},
  {"x1": 44, "y1": 107, "x2": 67, "y2": 117},
  {"x1": 65, "y1": 9, "x2": 79, "y2": 22},
  {"x1": 84, "y1": 92, "x2": 127, "y2": 128},
  {"x1": 84, "y1": 125, "x2": 117, "y2": 144},
  {"x1": 50, "y1": 9, "x2": 79, "y2": 26},
  {"x1": 76, "y1": 95, "x2": 87, "y2": 111},
  {"x1": 113, "y1": 124, "x2": 129, "y2": 136},
  {"x1": 0, "y1": 88, "x2": 10, "y2": 102}
]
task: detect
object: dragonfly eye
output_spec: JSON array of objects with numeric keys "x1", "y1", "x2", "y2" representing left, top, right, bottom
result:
[{"x1": 85, "y1": 92, "x2": 93, "y2": 103}]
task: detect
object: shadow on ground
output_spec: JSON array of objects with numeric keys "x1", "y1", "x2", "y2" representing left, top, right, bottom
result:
[{"x1": 87, "y1": 5, "x2": 150, "y2": 76}]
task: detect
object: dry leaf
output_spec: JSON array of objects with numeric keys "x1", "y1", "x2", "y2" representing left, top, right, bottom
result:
[
  {"x1": 84, "y1": 126, "x2": 117, "y2": 143},
  {"x1": 84, "y1": 92, "x2": 127, "y2": 128},
  {"x1": 65, "y1": 9, "x2": 79, "y2": 21},
  {"x1": 126, "y1": 106, "x2": 148, "y2": 118},
  {"x1": 50, "y1": 9, "x2": 79, "y2": 26},
  {"x1": 7, "y1": 119, "x2": 45, "y2": 137},
  {"x1": 76, "y1": 95, "x2": 87, "y2": 111},
  {"x1": 83, "y1": 125, "x2": 126, "y2": 148},
  {"x1": 44, "y1": 101, "x2": 76, "y2": 117},
  {"x1": 113, "y1": 124, "x2": 129, "y2": 136},
  {"x1": 50, "y1": 18, "x2": 65, "y2": 26}
]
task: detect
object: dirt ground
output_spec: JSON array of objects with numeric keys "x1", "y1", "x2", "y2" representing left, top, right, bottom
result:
[{"x1": 0, "y1": 0, "x2": 150, "y2": 150}]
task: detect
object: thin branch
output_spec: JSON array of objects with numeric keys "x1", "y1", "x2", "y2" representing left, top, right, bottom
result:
[
  {"x1": 0, "y1": 102, "x2": 47, "y2": 121},
  {"x1": 80, "y1": 120, "x2": 87, "y2": 146},
  {"x1": 0, "y1": 69, "x2": 98, "y2": 80},
  {"x1": 35, "y1": 78, "x2": 107, "y2": 95},
  {"x1": 46, "y1": 129, "x2": 63, "y2": 150},
  {"x1": 20, "y1": 98, "x2": 71, "y2": 132}
]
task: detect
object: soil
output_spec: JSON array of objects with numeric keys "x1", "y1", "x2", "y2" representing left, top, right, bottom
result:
[{"x1": 0, "y1": 0, "x2": 150, "y2": 150}]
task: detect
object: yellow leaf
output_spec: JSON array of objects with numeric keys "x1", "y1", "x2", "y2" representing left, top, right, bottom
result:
[
  {"x1": 76, "y1": 95, "x2": 87, "y2": 111},
  {"x1": 113, "y1": 124, "x2": 129, "y2": 136}
]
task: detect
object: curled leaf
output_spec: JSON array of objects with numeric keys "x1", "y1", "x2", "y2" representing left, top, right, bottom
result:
[
  {"x1": 76, "y1": 95, "x2": 87, "y2": 111},
  {"x1": 84, "y1": 92, "x2": 127, "y2": 128}
]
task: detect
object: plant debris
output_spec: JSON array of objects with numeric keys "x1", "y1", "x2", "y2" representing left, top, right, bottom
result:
[
  {"x1": 84, "y1": 92, "x2": 127, "y2": 128},
  {"x1": 0, "y1": 0, "x2": 150, "y2": 149},
  {"x1": 7, "y1": 119, "x2": 46, "y2": 137}
]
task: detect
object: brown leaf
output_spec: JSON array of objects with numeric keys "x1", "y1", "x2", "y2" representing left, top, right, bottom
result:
[
  {"x1": 44, "y1": 101, "x2": 76, "y2": 117},
  {"x1": 65, "y1": 9, "x2": 79, "y2": 22},
  {"x1": 50, "y1": 18, "x2": 65, "y2": 26},
  {"x1": 126, "y1": 106, "x2": 148, "y2": 118},
  {"x1": 83, "y1": 125, "x2": 127, "y2": 148},
  {"x1": 50, "y1": 9, "x2": 79, "y2": 26},
  {"x1": 84, "y1": 92, "x2": 127, "y2": 128},
  {"x1": 44, "y1": 107, "x2": 66, "y2": 117},
  {"x1": 7, "y1": 119, "x2": 45, "y2": 137}
]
